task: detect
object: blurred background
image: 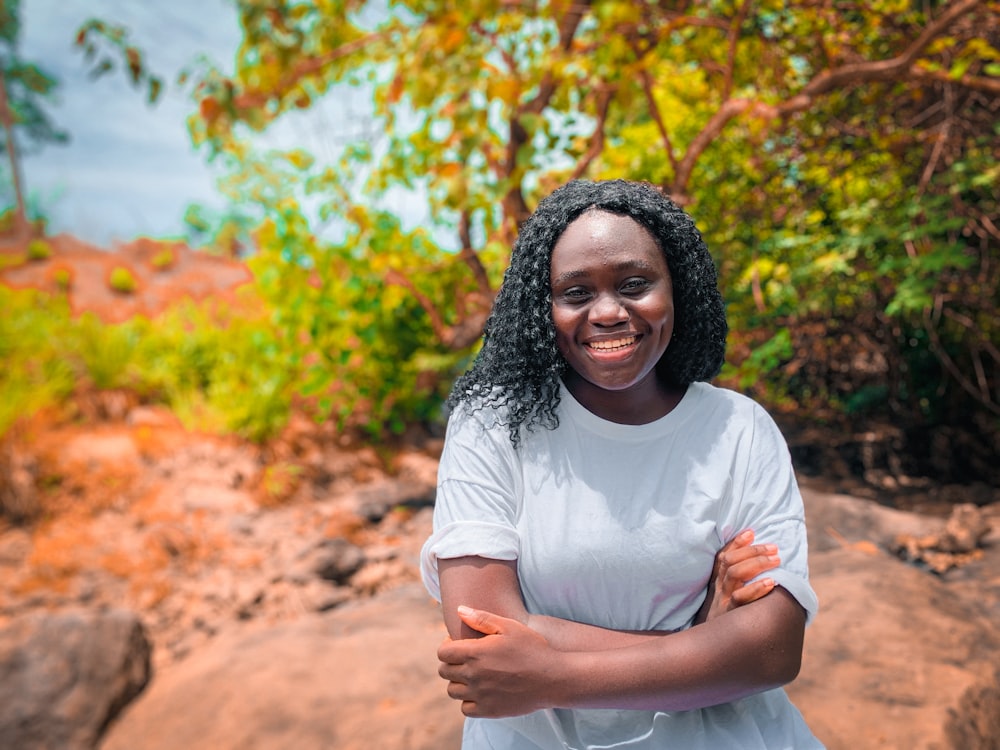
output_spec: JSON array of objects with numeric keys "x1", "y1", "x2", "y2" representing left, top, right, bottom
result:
[{"x1": 0, "y1": 2, "x2": 998, "y2": 749}]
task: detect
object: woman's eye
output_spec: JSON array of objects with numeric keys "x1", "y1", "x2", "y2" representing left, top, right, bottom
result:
[{"x1": 621, "y1": 278, "x2": 649, "y2": 293}]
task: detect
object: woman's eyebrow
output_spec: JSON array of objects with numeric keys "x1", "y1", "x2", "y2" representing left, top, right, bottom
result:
[{"x1": 551, "y1": 259, "x2": 659, "y2": 286}]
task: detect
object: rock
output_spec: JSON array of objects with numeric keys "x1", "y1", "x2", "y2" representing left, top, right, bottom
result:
[
  {"x1": 0, "y1": 609, "x2": 151, "y2": 750},
  {"x1": 889, "y1": 502, "x2": 993, "y2": 573},
  {"x1": 352, "y1": 477, "x2": 436, "y2": 523},
  {"x1": 0, "y1": 441, "x2": 39, "y2": 523},
  {"x1": 99, "y1": 585, "x2": 463, "y2": 750},
  {"x1": 944, "y1": 668, "x2": 1000, "y2": 750},
  {"x1": 286, "y1": 537, "x2": 365, "y2": 586},
  {"x1": 939, "y1": 503, "x2": 991, "y2": 553},
  {"x1": 787, "y1": 486, "x2": 1000, "y2": 749},
  {"x1": 800, "y1": 485, "x2": 943, "y2": 553}
]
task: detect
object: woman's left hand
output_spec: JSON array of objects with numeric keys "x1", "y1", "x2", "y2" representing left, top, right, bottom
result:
[
  {"x1": 694, "y1": 529, "x2": 780, "y2": 625},
  {"x1": 438, "y1": 605, "x2": 559, "y2": 718}
]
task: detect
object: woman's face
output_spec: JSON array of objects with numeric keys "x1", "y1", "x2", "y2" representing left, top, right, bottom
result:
[{"x1": 549, "y1": 210, "x2": 676, "y2": 416}]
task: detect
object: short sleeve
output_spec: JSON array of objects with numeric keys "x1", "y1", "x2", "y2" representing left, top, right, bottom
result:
[
  {"x1": 720, "y1": 404, "x2": 820, "y2": 625},
  {"x1": 420, "y1": 406, "x2": 522, "y2": 601}
]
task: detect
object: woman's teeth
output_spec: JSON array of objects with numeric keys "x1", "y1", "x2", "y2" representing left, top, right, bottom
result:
[{"x1": 588, "y1": 336, "x2": 636, "y2": 351}]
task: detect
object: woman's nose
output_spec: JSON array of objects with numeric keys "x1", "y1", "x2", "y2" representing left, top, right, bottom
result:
[{"x1": 589, "y1": 293, "x2": 628, "y2": 325}]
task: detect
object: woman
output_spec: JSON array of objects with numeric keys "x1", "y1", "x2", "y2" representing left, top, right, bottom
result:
[{"x1": 420, "y1": 179, "x2": 822, "y2": 749}]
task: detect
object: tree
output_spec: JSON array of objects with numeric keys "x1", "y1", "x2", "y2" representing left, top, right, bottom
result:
[
  {"x1": 0, "y1": 4, "x2": 164, "y2": 239},
  {"x1": 189, "y1": 0, "x2": 999, "y2": 471},
  {"x1": 0, "y1": 0, "x2": 66, "y2": 237}
]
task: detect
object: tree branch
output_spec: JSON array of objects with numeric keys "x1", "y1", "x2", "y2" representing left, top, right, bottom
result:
[
  {"x1": 638, "y1": 67, "x2": 678, "y2": 174},
  {"x1": 923, "y1": 304, "x2": 1000, "y2": 416},
  {"x1": 458, "y1": 210, "x2": 494, "y2": 297},
  {"x1": 669, "y1": 0, "x2": 982, "y2": 196},
  {"x1": 909, "y1": 66, "x2": 1000, "y2": 95},
  {"x1": 229, "y1": 32, "x2": 384, "y2": 113},
  {"x1": 502, "y1": 0, "x2": 592, "y2": 226},
  {"x1": 722, "y1": 0, "x2": 753, "y2": 101},
  {"x1": 569, "y1": 85, "x2": 615, "y2": 180},
  {"x1": 774, "y1": 0, "x2": 983, "y2": 114}
]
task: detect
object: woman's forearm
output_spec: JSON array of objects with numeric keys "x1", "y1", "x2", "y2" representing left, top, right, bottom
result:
[
  {"x1": 546, "y1": 588, "x2": 805, "y2": 711},
  {"x1": 525, "y1": 613, "x2": 673, "y2": 651},
  {"x1": 441, "y1": 587, "x2": 806, "y2": 717}
]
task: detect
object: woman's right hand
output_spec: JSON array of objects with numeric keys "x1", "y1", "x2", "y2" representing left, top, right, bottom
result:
[{"x1": 694, "y1": 529, "x2": 780, "y2": 625}]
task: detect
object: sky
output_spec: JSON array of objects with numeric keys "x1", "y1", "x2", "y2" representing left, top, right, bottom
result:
[{"x1": 17, "y1": 0, "x2": 385, "y2": 248}]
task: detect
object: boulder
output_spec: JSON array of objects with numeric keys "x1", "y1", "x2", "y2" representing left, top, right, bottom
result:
[
  {"x1": 100, "y1": 585, "x2": 463, "y2": 750},
  {"x1": 0, "y1": 609, "x2": 151, "y2": 750},
  {"x1": 788, "y1": 487, "x2": 1000, "y2": 749}
]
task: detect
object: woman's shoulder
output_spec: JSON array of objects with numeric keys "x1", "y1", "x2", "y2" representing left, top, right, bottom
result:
[
  {"x1": 689, "y1": 381, "x2": 766, "y2": 415},
  {"x1": 445, "y1": 392, "x2": 518, "y2": 443}
]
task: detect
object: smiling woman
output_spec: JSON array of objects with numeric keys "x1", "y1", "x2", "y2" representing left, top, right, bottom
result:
[{"x1": 420, "y1": 179, "x2": 822, "y2": 749}]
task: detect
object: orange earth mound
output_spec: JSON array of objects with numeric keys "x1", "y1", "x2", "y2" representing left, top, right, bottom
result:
[{"x1": 0, "y1": 233, "x2": 253, "y2": 322}]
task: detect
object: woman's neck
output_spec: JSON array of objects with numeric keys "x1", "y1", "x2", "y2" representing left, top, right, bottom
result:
[{"x1": 561, "y1": 372, "x2": 687, "y2": 424}]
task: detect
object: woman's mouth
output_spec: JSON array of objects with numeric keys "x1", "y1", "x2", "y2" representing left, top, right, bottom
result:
[{"x1": 586, "y1": 335, "x2": 637, "y2": 352}]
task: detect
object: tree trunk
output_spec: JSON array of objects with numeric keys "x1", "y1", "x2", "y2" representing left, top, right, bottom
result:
[{"x1": 0, "y1": 68, "x2": 30, "y2": 240}]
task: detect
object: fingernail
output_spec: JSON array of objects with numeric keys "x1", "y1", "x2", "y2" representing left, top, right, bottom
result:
[
  {"x1": 457, "y1": 605, "x2": 474, "y2": 616},
  {"x1": 738, "y1": 529, "x2": 753, "y2": 541},
  {"x1": 763, "y1": 544, "x2": 778, "y2": 554},
  {"x1": 768, "y1": 555, "x2": 781, "y2": 563},
  {"x1": 762, "y1": 578, "x2": 775, "y2": 588}
]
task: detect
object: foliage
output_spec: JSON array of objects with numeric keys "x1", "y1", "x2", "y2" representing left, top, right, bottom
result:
[
  {"x1": 149, "y1": 248, "x2": 175, "y2": 270},
  {"x1": 0, "y1": 286, "x2": 76, "y2": 437},
  {"x1": 0, "y1": 0, "x2": 67, "y2": 235},
  {"x1": 70, "y1": 0, "x2": 986, "y2": 475},
  {"x1": 0, "y1": 283, "x2": 297, "y2": 443},
  {"x1": 0, "y1": 0, "x2": 67, "y2": 155},
  {"x1": 48, "y1": 265, "x2": 72, "y2": 291},
  {"x1": 107, "y1": 266, "x2": 137, "y2": 294},
  {"x1": 26, "y1": 238, "x2": 50, "y2": 260},
  {"x1": 74, "y1": 18, "x2": 164, "y2": 105},
  {"x1": 238, "y1": 158, "x2": 468, "y2": 436}
]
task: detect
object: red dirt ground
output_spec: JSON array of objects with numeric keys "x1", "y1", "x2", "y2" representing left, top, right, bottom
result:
[{"x1": 0, "y1": 233, "x2": 253, "y2": 322}]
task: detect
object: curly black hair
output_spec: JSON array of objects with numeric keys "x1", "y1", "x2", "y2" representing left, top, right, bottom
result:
[{"x1": 448, "y1": 179, "x2": 727, "y2": 445}]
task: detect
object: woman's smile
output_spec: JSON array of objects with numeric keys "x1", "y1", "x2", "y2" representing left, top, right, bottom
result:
[{"x1": 586, "y1": 335, "x2": 639, "y2": 353}]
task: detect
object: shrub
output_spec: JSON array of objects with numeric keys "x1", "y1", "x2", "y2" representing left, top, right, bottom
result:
[
  {"x1": 27, "y1": 240, "x2": 52, "y2": 260},
  {"x1": 150, "y1": 248, "x2": 176, "y2": 270},
  {"x1": 108, "y1": 266, "x2": 138, "y2": 294},
  {"x1": 49, "y1": 266, "x2": 73, "y2": 292}
]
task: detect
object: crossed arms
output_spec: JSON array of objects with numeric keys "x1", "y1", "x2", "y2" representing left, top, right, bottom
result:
[{"x1": 436, "y1": 531, "x2": 807, "y2": 718}]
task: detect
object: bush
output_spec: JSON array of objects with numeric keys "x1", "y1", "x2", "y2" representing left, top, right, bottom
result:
[
  {"x1": 27, "y1": 239, "x2": 52, "y2": 260},
  {"x1": 150, "y1": 248, "x2": 176, "y2": 270},
  {"x1": 49, "y1": 265, "x2": 73, "y2": 292},
  {"x1": 108, "y1": 266, "x2": 138, "y2": 294}
]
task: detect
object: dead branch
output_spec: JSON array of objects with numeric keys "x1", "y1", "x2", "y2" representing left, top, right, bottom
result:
[{"x1": 923, "y1": 303, "x2": 1000, "y2": 416}]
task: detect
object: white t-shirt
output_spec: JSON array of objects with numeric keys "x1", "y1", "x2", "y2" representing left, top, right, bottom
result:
[{"x1": 421, "y1": 382, "x2": 823, "y2": 750}]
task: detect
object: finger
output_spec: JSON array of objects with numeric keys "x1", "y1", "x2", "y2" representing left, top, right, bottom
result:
[
  {"x1": 731, "y1": 578, "x2": 776, "y2": 605},
  {"x1": 719, "y1": 542, "x2": 779, "y2": 567},
  {"x1": 439, "y1": 661, "x2": 463, "y2": 681},
  {"x1": 446, "y1": 680, "x2": 467, "y2": 700},
  {"x1": 725, "y1": 553, "x2": 781, "y2": 584},
  {"x1": 438, "y1": 640, "x2": 465, "y2": 665},
  {"x1": 456, "y1": 605, "x2": 509, "y2": 636},
  {"x1": 722, "y1": 529, "x2": 754, "y2": 551}
]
